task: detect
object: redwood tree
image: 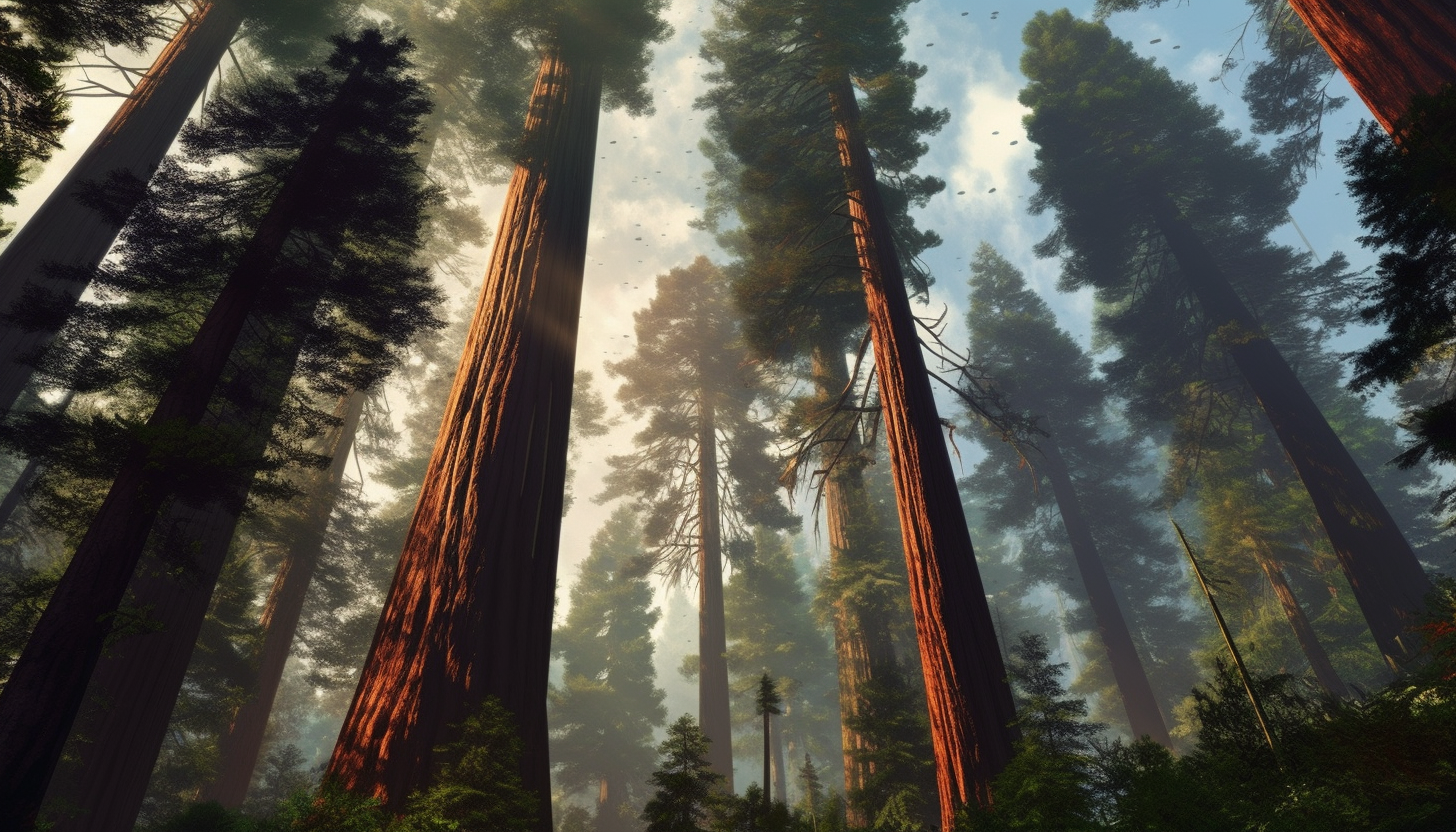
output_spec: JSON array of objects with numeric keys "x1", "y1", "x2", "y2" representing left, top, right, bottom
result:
[
  {"x1": 0, "y1": 32, "x2": 435, "y2": 828},
  {"x1": 325, "y1": 1, "x2": 670, "y2": 821}
]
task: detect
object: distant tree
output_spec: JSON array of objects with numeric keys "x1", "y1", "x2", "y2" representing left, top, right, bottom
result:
[
  {"x1": 962, "y1": 243, "x2": 1192, "y2": 744},
  {"x1": 1019, "y1": 9, "x2": 1432, "y2": 668},
  {"x1": 642, "y1": 715, "x2": 723, "y2": 832},
  {"x1": 754, "y1": 674, "x2": 782, "y2": 811},
  {"x1": 550, "y1": 506, "x2": 667, "y2": 832},
  {"x1": 722, "y1": 528, "x2": 837, "y2": 803},
  {"x1": 0, "y1": 30, "x2": 437, "y2": 829},
  {"x1": 328, "y1": 0, "x2": 672, "y2": 819},
  {"x1": 599, "y1": 256, "x2": 795, "y2": 789}
]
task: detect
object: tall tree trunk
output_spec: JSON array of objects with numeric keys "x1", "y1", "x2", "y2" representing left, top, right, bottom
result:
[
  {"x1": 41, "y1": 311, "x2": 340, "y2": 830},
  {"x1": 771, "y1": 712, "x2": 786, "y2": 803},
  {"x1": 762, "y1": 705, "x2": 772, "y2": 808},
  {"x1": 1037, "y1": 433, "x2": 1172, "y2": 746},
  {"x1": 1149, "y1": 193, "x2": 1434, "y2": 668},
  {"x1": 697, "y1": 393, "x2": 734, "y2": 791},
  {"x1": 1287, "y1": 0, "x2": 1456, "y2": 134},
  {"x1": 813, "y1": 343, "x2": 897, "y2": 827},
  {"x1": 0, "y1": 64, "x2": 364, "y2": 828},
  {"x1": 201, "y1": 391, "x2": 366, "y2": 808},
  {"x1": 325, "y1": 47, "x2": 601, "y2": 826},
  {"x1": 826, "y1": 72, "x2": 1017, "y2": 823},
  {"x1": 1256, "y1": 553, "x2": 1351, "y2": 698},
  {"x1": 0, "y1": 0, "x2": 242, "y2": 414}
]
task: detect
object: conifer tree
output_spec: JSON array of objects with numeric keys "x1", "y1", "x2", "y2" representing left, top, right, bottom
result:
[
  {"x1": 1019, "y1": 10, "x2": 1432, "y2": 668},
  {"x1": 327, "y1": 1, "x2": 671, "y2": 818},
  {"x1": 962, "y1": 243, "x2": 1194, "y2": 744},
  {"x1": 698, "y1": 2, "x2": 1016, "y2": 819},
  {"x1": 0, "y1": 31, "x2": 437, "y2": 828},
  {"x1": 642, "y1": 715, "x2": 723, "y2": 832},
  {"x1": 550, "y1": 506, "x2": 667, "y2": 832},
  {"x1": 0, "y1": 0, "x2": 358, "y2": 414},
  {"x1": 598, "y1": 256, "x2": 796, "y2": 789}
]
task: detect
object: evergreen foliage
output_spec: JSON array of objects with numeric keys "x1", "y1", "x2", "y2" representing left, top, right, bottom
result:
[
  {"x1": 642, "y1": 715, "x2": 723, "y2": 832},
  {"x1": 550, "y1": 506, "x2": 667, "y2": 832}
]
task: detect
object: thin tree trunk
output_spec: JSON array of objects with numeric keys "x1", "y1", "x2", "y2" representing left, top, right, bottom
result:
[
  {"x1": 1287, "y1": 0, "x2": 1456, "y2": 134},
  {"x1": 697, "y1": 394, "x2": 734, "y2": 791},
  {"x1": 826, "y1": 72, "x2": 1017, "y2": 823},
  {"x1": 1257, "y1": 554, "x2": 1351, "y2": 698},
  {"x1": 202, "y1": 391, "x2": 366, "y2": 808},
  {"x1": 762, "y1": 706, "x2": 772, "y2": 807},
  {"x1": 325, "y1": 48, "x2": 601, "y2": 826},
  {"x1": 0, "y1": 0, "x2": 242, "y2": 414},
  {"x1": 0, "y1": 63, "x2": 365, "y2": 828},
  {"x1": 771, "y1": 712, "x2": 786, "y2": 803},
  {"x1": 1149, "y1": 194, "x2": 1434, "y2": 668},
  {"x1": 1037, "y1": 433, "x2": 1172, "y2": 745},
  {"x1": 813, "y1": 343, "x2": 897, "y2": 827},
  {"x1": 0, "y1": 389, "x2": 75, "y2": 529}
]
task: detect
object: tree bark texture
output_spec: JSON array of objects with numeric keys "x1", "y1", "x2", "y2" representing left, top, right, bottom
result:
[
  {"x1": 202, "y1": 391, "x2": 366, "y2": 808},
  {"x1": 1149, "y1": 194, "x2": 1434, "y2": 668},
  {"x1": 325, "y1": 49, "x2": 601, "y2": 826},
  {"x1": 0, "y1": 0, "x2": 242, "y2": 414},
  {"x1": 0, "y1": 67, "x2": 363, "y2": 829},
  {"x1": 1037, "y1": 434, "x2": 1172, "y2": 746},
  {"x1": 42, "y1": 315, "x2": 311, "y2": 832},
  {"x1": 813, "y1": 344, "x2": 898, "y2": 827},
  {"x1": 827, "y1": 73, "x2": 1017, "y2": 823},
  {"x1": 697, "y1": 394, "x2": 734, "y2": 791},
  {"x1": 1287, "y1": 0, "x2": 1456, "y2": 134}
]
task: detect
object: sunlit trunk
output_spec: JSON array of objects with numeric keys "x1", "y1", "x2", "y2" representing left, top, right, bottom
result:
[
  {"x1": 202, "y1": 392, "x2": 365, "y2": 808},
  {"x1": 771, "y1": 712, "x2": 786, "y2": 803},
  {"x1": 0, "y1": 63, "x2": 364, "y2": 828},
  {"x1": 1287, "y1": 0, "x2": 1456, "y2": 134},
  {"x1": 697, "y1": 393, "x2": 734, "y2": 790},
  {"x1": 0, "y1": 0, "x2": 242, "y2": 414},
  {"x1": 1037, "y1": 433, "x2": 1172, "y2": 745},
  {"x1": 826, "y1": 71, "x2": 1017, "y2": 824},
  {"x1": 325, "y1": 47, "x2": 600, "y2": 825},
  {"x1": 1149, "y1": 193, "x2": 1434, "y2": 669},
  {"x1": 812, "y1": 343, "x2": 897, "y2": 826}
]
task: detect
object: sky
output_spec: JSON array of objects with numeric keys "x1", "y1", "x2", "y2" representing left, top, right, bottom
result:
[{"x1": 0, "y1": 0, "x2": 1398, "y2": 695}]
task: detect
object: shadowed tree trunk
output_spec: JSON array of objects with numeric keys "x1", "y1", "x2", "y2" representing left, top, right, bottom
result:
[
  {"x1": 0, "y1": 58, "x2": 369, "y2": 827},
  {"x1": 813, "y1": 343, "x2": 898, "y2": 827},
  {"x1": 1036, "y1": 433, "x2": 1172, "y2": 745},
  {"x1": 697, "y1": 393, "x2": 733, "y2": 790},
  {"x1": 41, "y1": 315, "x2": 310, "y2": 832},
  {"x1": 0, "y1": 0, "x2": 242, "y2": 414},
  {"x1": 202, "y1": 391, "x2": 365, "y2": 808},
  {"x1": 325, "y1": 48, "x2": 601, "y2": 825},
  {"x1": 1255, "y1": 552, "x2": 1350, "y2": 698},
  {"x1": 1287, "y1": 0, "x2": 1456, "y2": 134},
  {"x1": 1149, "y1": 193, "x2": 1434, "y2": 668},
  {"x1": 826, "y1": 72, "x2": 1017, "y2": 824}
]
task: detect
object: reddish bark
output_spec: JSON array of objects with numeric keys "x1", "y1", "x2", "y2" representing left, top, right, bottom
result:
[
  {"x1": 697, "y1": 395, "x2": 734, "y2": 790},
  {"x1": 827, "y1": 72, "x2": 1017, "y2": 824},
  {"x1": 202, "y1": 392, "x2": 366, "y2": 808},
  {"x1": 1287, "y1": 0, "x2": 1456, "y2": 134},
  {"x1": 0, "y1": 59, "x2": 367, "y2": 829},
  {"x1": 325, "y1": 48, "x2": 601, "y2": 825},
  {"x1": 1257, "y1": 555, "x2": 1351, "y2": 698},
  {"x1": 1149, "y1": 194, "x2": 1434, "y2": 668},
  {"x1": 1037, "y1": 434, "x2": 1172, "y2": 746},
  {"x1": 0, "y1": 0, "x2": 242, "y2": 413}
]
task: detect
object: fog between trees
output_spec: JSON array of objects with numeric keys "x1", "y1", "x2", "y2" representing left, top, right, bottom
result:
[{"x1": 0, "y1": 1, "x2": 1454, "y2": 831}]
